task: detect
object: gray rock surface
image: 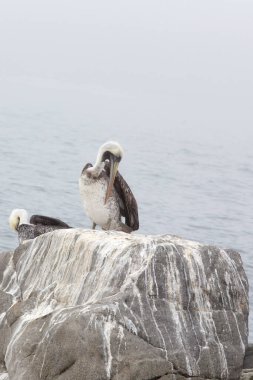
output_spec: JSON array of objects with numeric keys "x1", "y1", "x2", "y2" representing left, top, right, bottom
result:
[{"x1": 0, "y1": 229, "x2": 249, "y2": 380}]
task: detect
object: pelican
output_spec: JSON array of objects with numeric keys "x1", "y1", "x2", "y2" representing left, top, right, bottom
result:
[
  {"x1": 9, "y1": 209, "x2": 71, "y2": 243},
  {"x1": 79, "y1": 141, "x2": 139, "y2": 233}
]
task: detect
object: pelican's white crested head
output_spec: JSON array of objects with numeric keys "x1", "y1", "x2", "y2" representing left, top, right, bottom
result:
[
  {"x1": 88, "y1": 141, "x2": 124, "y2": 176},
  {"x1": 99, "y1": 141, "x2": 124, "y2": 161},
  {"x1": 9, "y1": 209, "x2": 29, "y2": 231}
]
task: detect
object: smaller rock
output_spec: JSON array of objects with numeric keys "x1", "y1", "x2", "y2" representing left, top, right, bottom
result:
[
  {"x1": 240, "y1": 369, "x2": 253, "y2": 380},
  {"x1": 244, "y1": 344, "x2": 253, "y2": 369},
  {"x1": 241, "y1": 345, "x2": 253, "y2": 380},
  {"x1": 0, "y1": 363, "x2": 8, "y2": 380},
  {"x1": 0, "y1": 374, "x2": 9, "y2": 380}
]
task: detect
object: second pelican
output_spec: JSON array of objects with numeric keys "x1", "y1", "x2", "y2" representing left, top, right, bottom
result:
[{"x1": 9, "y1": 209, "x2": 71, "y2": 243}]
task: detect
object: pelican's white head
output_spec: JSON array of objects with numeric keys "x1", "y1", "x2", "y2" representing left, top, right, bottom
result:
[
  {"x1": 95, "y1": 141, "x2": 124, "y2": 166},
  {"x1": 99, "y1": 141, "x2": 124, "y2": 161},
  {"x1": 85, "y1": 141, "x2": 124, "y2": 203},
  {"x1": 87, "y1": 141, "x2": 124, "y2": 176},
  {"x1": 9, "y1": 209, "x2": 29, "y2": 231}
]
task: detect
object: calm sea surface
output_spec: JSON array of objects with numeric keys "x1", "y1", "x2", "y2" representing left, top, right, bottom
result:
[{"x1": 0, "y1": 77, "x2": 252, "y2": 340}]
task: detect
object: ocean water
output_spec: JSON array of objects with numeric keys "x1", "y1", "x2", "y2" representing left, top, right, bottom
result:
[{"x1": 0, "y1": 76, "x2": 252, "y2": 341}]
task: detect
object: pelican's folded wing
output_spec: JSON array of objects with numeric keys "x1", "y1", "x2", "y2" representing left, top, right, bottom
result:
[
  {"x1": 30, "y1": 215, "x2": 71, "y2": 228},
  {"x1": 104, "y1": 162, "x2": 139, "y2": 231}
]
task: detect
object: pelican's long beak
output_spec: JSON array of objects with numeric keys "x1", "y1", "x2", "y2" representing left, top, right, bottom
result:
[{"x1": 104, "y1": 158, "x2": 119, "y2": 204}]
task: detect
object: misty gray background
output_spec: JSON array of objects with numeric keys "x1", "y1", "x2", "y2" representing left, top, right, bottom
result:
[{"x1": 0, "y1": 1, "x2": 252, "y2": 340}]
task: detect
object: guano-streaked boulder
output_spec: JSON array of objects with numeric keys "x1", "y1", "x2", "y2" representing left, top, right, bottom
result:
[{"x1": 0, "y1": 229, "x2": 249, "y2": 380}]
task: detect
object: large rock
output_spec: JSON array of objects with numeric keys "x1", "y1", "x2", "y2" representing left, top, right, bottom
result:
[{"x1": 0, "y1": 229, "x2": 249, "y2": 380}]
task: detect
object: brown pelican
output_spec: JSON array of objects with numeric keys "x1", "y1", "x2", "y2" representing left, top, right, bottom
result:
[
  {"x1": 9, "y1": 209, "x2": 71, "y2": 243},
  {"x1": 79, "y1": 141, "x2": 139, "y2": 233}
]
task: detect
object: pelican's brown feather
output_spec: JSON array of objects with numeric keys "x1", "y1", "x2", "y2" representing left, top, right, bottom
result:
[
  {"x1": 104, "y1": 162, "x2": 139, "y2": 231},
  {"x1": 30, "y1": 215, "x2": 71, "y2": 228}
]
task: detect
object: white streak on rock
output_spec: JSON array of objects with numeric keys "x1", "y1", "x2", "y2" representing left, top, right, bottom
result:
[{"x1": 101, "y1": 316, "x2": 115, "y2": 379}]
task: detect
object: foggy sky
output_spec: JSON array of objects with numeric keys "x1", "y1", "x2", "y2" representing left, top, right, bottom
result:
[{"x1": 0, "y1": 0, "x2": 253, "y2": 142}]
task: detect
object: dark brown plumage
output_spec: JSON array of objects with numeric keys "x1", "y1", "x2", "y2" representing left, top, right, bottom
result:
[
  {"x1": 104, "y1": 162, "x2": 139, "y2": 231},
  {"x1": 30, "y1": 215, "x2": 71, "y2": 228}
]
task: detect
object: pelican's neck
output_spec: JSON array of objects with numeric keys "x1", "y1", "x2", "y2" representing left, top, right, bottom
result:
[{"x1": 87, "y1": 148, "x2": 105, "y2": 177}]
